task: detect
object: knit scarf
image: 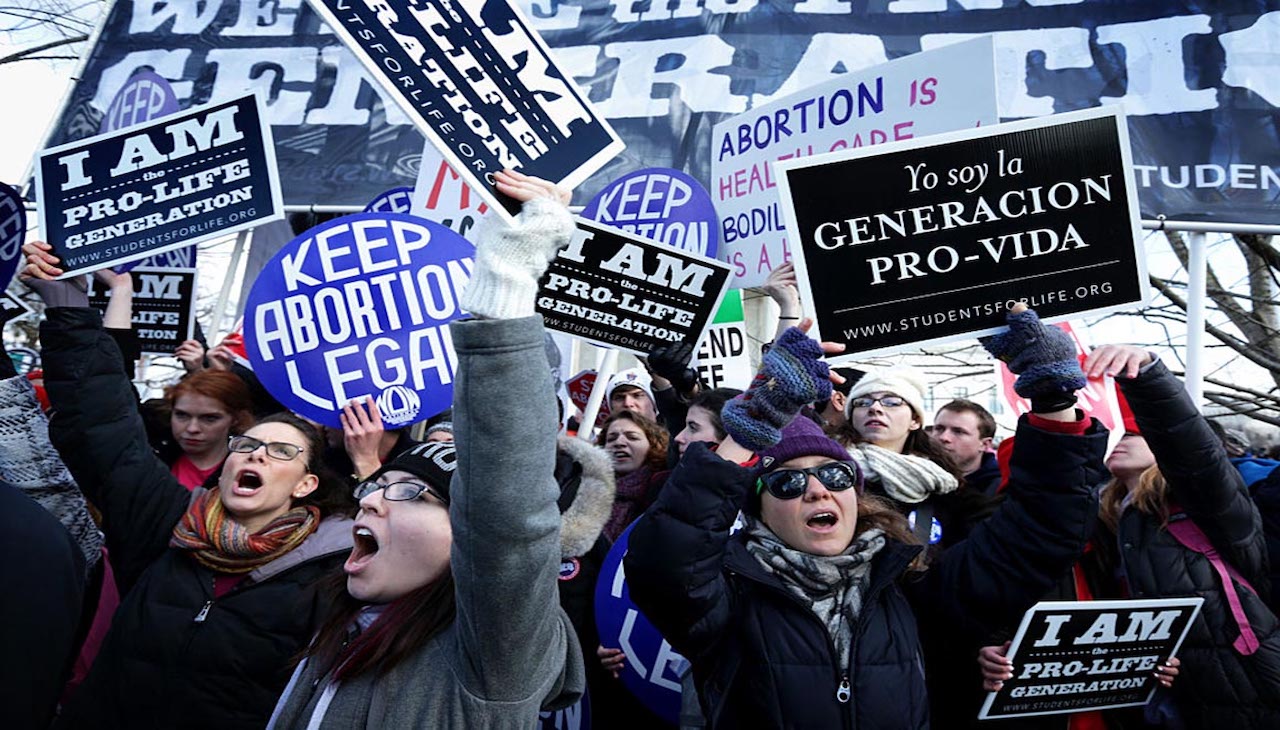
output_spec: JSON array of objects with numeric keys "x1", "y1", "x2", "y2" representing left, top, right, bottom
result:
[
  {"x1": 171, "y1": 488, "x2": 320, "y2": 574},
  {"x1": 745, "y1": 521, "x2": 886, "y2": 675},
  {"x1": 847, "y1": 443, "x2": 958, "y2": 504},
  {"x1": 604, "y1": 466, "x2": 654, "y2": 540}
]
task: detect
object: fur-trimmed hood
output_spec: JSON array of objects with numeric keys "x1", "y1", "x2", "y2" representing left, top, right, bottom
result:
[{"x1": 555, "y1": 435, "x2": 616, "y2": 559}]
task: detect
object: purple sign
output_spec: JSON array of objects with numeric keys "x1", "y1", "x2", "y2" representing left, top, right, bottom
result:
[
  {"x1": 581, "y1": 168, "x2": 718, "y2": 260},
  {"x1": 365, "y1": 187, "x2": 415, "y2": 215},
  {"x1": 99, "y1": 70, "x2": 180, "y2": 134},
  {"x1": 593, "y1": 522, "x2": 685, "y2": 726},
  {"x1": 244, "y1": 213, "x2": 474, "y2": 429},
  {"x1": 0, "y1": 183, "x2": 25, "y2": 289}
]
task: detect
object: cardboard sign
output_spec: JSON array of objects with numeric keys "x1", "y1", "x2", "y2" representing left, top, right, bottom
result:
[
  {"x1": 87, "y1": 268, "x2": 198, "y2": 354},
  {"x1": 0, "y1": 291, "x2": 33, "y2": 325},
  {"x1": 594, "y1": 522, "x2": 688, "y2": 725},
  {"x1": 693, "y1": 290, "x2": 752, "y2": 390},
  {"x1": 244, "y1": 212, "x2": 474, "y2": 429},
  {"x1": 411, "y1": 144, "x2": 490, "y2": 238},
  {"x1": 365, "y1": 187, "x2": 415, "y2": 215},
  {"x1": 980, "y1": 598, "x2": 1203, "y2": 720},
  {"x1": 776, "y1": 106, "x2": 1148, "y2": 360},
  {"x1": 36, "y1": 93, "x2": 283, "y2": 278},
  {"x1": 582, "y1": 168, "x2": 719, "y2": 259},
  {"x1": 99, "y1": 70, "x2": 180, "y2": 134},
  {"x1": 537, "y1": 218, "x2": 731, "y2": 356},
  {"x1": 711, "y1": 37, "x2": 998, "y2": 288},
  {"x1": 307, "y1": 0, "x2": 624, "y2": 221},
  {"x1": 0, "y1": 182, "x2": 25, "y2": 289}
]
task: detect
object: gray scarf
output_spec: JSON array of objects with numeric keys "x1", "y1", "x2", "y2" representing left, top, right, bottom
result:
[
  {"x1": 846, "y1": 443, "x2": 958, "y2": 504},
  {"x1": 745, "y1": 521, "x2": 886, "y2": 674}
]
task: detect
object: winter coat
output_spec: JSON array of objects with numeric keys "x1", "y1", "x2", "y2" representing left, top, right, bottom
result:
[
  {"x1": 267, "y1": 315, "x2": 585, "y2": 729},
  {"x1": 1113, "y1": 359, "x2": 1280, "y2": 729},
  {"x1": 625, "y1": 415, "x2": 1108, "y2": 730},
  {"x1": 1252, "y1": 468, "x2": 1280, "y2": 615},
  {"x1": 41, "y1": 307, "x2": 353, "y2": 730}
]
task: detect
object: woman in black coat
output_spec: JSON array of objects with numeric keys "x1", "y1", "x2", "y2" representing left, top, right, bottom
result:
[
  {"x1": 23, "y1": 246, "x2": 354, "y2": 730},
  {"x1": 625, "y1": 313, "x2": 1110, "y2": 729}
]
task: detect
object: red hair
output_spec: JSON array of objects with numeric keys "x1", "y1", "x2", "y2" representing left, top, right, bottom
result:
[{"x1": 164, "y1": 371, "x2": 254, "y2": 432}]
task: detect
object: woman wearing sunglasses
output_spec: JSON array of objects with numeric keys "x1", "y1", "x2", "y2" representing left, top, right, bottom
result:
[
  {"x1": 22, "y1": 253, "x2": 356, "y2": 728},
  {"x1": 625, "y1": 310, "x2": 1110, "y2": 729},
  {"x1": 267, "y1": 171, "x2": 585, "y2": 728}
]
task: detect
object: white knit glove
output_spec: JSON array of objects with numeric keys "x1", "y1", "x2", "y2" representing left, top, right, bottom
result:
[{"x1": 461, "y1": 195, "x2": 575, "y2": 320}]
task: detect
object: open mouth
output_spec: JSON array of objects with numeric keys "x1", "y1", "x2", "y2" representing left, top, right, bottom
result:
[
  {"x1": 807, "y1": 511, "x2": 838, "y2": 531},
  {"x1": 232, "y1": 470, "x2": 263, "y2": 496},
  {"x1": 345, "y1": 525, "x2": 380, "y2": 574}
]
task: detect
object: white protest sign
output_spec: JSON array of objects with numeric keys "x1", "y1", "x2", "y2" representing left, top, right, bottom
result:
[{"x1": 711, "y1": 36, "x2": 998, "y2": 289}]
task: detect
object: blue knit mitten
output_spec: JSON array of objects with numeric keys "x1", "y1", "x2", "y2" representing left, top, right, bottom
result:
[
  {"x1": 980, "y1": 309, "x2": 1085, "y2": 399},
  {"x1": 721, "y1": 327, "x2": 832, "y2": 452}
]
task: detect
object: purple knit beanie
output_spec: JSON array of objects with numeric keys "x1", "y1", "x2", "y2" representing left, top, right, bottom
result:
[{"x1": 758, "y1": 415, "x2": 851, "y2": 470}]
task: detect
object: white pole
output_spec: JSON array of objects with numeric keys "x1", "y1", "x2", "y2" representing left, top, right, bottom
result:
[
  {"x1": 578, "y1": 347, "x2": 618, "y2": 441},
  {"x1": 208, "y1": 229, "x2": 251, "y2": 344},
  {"x1": 1185, "y1": 231, "x2": 1207, "y2": 408}
]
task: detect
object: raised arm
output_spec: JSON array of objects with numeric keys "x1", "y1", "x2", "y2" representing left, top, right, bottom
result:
[
  {"x1": 447, "y1": 171, "x2": 583, "y2": 705},
  {"x1": 23, "y1": 243, "x2": 192, "y2": 592}
]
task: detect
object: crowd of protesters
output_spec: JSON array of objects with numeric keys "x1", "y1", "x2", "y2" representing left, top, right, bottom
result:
[{"x1": 2, "y1": 171, "x2": 1277, "y2": 730}]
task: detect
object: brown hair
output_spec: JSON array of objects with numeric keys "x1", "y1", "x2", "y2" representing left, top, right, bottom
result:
[
  {"x1": 597, "y1": 410, "x2": 669, "y2": 471},
  {"x1": 936, "y1": 399, "x2": 997, "y2": 440},
  {"x1": 165, "y1": 371, "x2": 255, "y2": 433},
  {"x1": 253, "y1": 412, "x2": 354, "y2": 519},
  {"x1": 305, "y1": 570, "x2": 456, "y2": 680},
  {"x1": 853, "y1": 492, "x2": 929, "y2": 572},
  {"x1": 1099, "y1": 466, "x2": 1170, "y2": 532}
]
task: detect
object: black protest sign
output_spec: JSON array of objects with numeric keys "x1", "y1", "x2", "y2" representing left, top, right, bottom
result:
[
  {"x1": 87, "y1": 269, "x2": 197, "y2": 355},
  {"x1": 308, "y1": 0, "x2": 623, "y2": 221},
  {"x1": 537, "y1": 218, "x2": 732, "y2": 356},
  {"x1": 0, "y1": 291, "x2": 33, "y2": 324},
  {"x1": 980, "y1": 598, "x2": 1203, "y2": 720},
  {"x1": 37, "y1": 93, "x2": 283, "y2": 278},
  {"x1": 776, "y1": 106, "x2": 1147, "y2": 359}
]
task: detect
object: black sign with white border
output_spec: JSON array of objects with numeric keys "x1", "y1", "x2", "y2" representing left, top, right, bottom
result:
[
  {"x1": 775, "y1": 106, "x2": 1148, "y2": 360},
  {"x1": 36, "y1": 92, "x2": 283, "y2": 278},
  {"x1": 0, "y1": 291, "x2": 33, "y2": 325},
  {"x1": 980, "y1": 598, "x2": 1203, "y2": 720},
  {"x1": 308, "y1": 0, "x2": 624, "y2": 221},
  {"x1": 536, "y1": 217, "x2": 731, "y2": 356},
  {"x1": 87, "y1": 267, "x2": 197, "y2": 355}
]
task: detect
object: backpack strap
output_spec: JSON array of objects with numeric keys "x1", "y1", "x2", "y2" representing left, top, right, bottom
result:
[{"x1": 1166, "y1": 510, "x2": 1260, "y2": 655}]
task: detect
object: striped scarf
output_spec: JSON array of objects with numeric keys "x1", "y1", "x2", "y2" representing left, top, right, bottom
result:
[
  {"x1": 171, "y1": 488, "x2": 320, "y2": 574},
  {"x1": 846, "y1": 443, "x2": 958, "y2": 504}
]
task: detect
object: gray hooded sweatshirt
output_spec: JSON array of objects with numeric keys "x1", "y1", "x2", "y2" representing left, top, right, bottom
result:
[{"x1": 267, "y1": 315, "x2": 585, "y2": 729}]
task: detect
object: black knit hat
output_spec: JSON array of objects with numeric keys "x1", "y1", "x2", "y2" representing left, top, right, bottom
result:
[{"x1": 367, "y1": 442, "x2": 457, "y2": 502}]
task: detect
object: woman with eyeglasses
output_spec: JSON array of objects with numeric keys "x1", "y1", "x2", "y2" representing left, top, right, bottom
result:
[
  {"x1": 22, "y1": 248, "x2": 354, "y2": 729},
  {"x1": 267, "y1": 171, "x2": 585, "y2": 728},
  {"x1": 625, "y1": 312, "x2": 1111, "y2": 729}
]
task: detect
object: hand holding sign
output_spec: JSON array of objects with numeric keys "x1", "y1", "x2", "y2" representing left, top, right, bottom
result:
[
  {"x1": 19, "y1": 241, "x2": 90, "y2": 308},
  {"x1": 1083, "y1": 344, "x2": 1153, "y2": 380},
  {"x1": 980, "y1": 307, "x2": 1086, "y2": 409},
  {"x1": 461, "y1": 170, "x2": 574, "y2": 321}
]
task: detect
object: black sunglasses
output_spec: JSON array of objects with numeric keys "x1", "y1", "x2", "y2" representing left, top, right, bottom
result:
[{"x1": 756, "y1": 461, "x2": 862, "y2": 500}]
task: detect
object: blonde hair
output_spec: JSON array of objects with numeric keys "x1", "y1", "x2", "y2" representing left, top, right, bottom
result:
[{"x1": 1099, "y1": 465, "x2": 1170, "y2": 532}]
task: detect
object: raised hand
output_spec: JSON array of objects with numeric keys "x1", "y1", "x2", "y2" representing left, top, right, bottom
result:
[
  {"x1": 341, "y1": 396, "x2": 386, "y2": 481},
  {"x1": 1083, "y1": 344, "x2": 1152, "y2": 380},
  {"x1": 979, "y1": 306, "x2": 1085, "y2": 399}
]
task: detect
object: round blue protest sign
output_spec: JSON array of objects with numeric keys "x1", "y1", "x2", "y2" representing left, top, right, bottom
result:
[
  {"x1": 0, "y1": 183, "x2": 26, "y2": 289},
  {"x1": 100, "y1": 70, "x2": 180, "y2": 133},
  {"x1": 594, "y1": 522, "x2": 686, "y2": 726},
  {"x1": 538, "y1": 686, "x2": 590, "y2": 730},
  {"x1": 365, "y1": 187, "x2": 416, "y2": 215},
  {"x1": 582, "y1": 168, "x2": 719, "y2": 259},
  {"x1": 244, "y1": 213, "x2": 475, "y2": 429}
]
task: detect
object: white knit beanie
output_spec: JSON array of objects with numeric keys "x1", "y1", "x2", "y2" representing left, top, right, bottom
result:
[{"x1": 845, "y1": 366, "x2": 928, "y2": 419}]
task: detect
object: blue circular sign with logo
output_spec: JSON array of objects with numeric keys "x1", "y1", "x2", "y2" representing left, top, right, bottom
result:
[
  {"x1": 0, "y1": 183, "x2": 26, "y2": 289},
  {"x1": 100, "y1": 70, "x2": 180, "y2": 134},
  {"x1": 244, "y1": 213, "x2": 475, "y2": 429},
  {"x1": 582, "y1": 168, "x2": 719, "y2": 260},
  {"x1": 365, "y1": 187, "x2": 416, "y2": 215},
  {"x1": 593, "y1": 522, "x2": 686, "y2": 726}
]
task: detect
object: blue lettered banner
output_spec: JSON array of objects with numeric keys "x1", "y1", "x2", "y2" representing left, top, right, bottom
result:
[
  {"x1": 364, "y1": 187, "x2": 416, "y2": 215},
  {"x1": 36, "y1": 92, "x2": 283, "y2": 277},
  {"x1": 306, "y1": 0, "x2": 625, "y2": 220},
  {"x1": 34, "y1": 0, "x2": 1280, "y2": 224},
  {"x1": 243, "y1": 212, "x2": 474, "y2": 428},
  {"x1": 581, "y1": 167, "x2": 719, "y2": 260},
  {"x1": 593, "y1": 523, "x2": 684, "y2": 726},
  {"x1": 0, "y1": 183, "x2": 26, "y2": 288}
]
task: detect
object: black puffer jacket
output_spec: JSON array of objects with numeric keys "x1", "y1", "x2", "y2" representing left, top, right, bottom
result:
[
  {"x1": 625, "y1": 415, "x2": 1108, "y2": 729},
  {"x1": 1113, "y1": 359, "x2": 1280, "y2": 729},
  {"x1": 42, "y1": 308, "x2": 352, "y2": 730}
]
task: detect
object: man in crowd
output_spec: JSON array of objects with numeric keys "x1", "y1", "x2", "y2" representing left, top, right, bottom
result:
[
  {"x1": 813, "y1": 367, "x2": 864, "y2": 431},
  {"x1": 606, "y1": 368, "x2": 658, "y2": 421},
  {"x1": 933, "y1": 399, "x2": 1001, "y2": 496}
]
